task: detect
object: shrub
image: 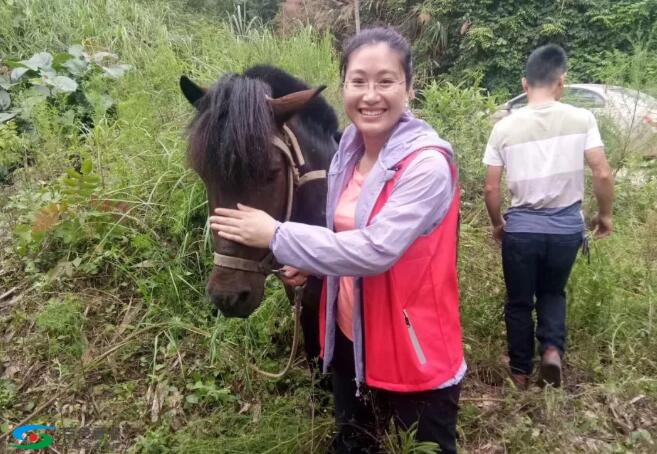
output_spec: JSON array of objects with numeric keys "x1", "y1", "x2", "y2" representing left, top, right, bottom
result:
[{"x1": 417, "y1": 81, "x2": 497, "y2": 207}]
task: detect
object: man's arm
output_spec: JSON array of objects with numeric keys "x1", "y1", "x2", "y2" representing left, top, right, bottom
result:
[
  {"x1": 484, "y1": 165, "x2": 505, "y2": 243},
  {"x1": 584, "y1": 147, "x2": 614, "y2": 238}
]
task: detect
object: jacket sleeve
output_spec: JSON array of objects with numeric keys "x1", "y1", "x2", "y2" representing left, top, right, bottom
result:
[{"x1": 270, "y1": 150, "x2": 453, "y2": 277}]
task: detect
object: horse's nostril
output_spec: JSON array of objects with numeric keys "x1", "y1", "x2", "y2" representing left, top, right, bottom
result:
[
  {"x1": 236, "y1": 290, "x2": 250, "y2": 304},
  {"x1": 210, "y1": 291, "x2": 251, "y2": 318},
  {"x1": 209, "y1": 294, "x2": 226, "y2": 314}
]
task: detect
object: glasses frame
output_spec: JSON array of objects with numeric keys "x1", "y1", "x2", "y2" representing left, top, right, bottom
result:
[{"x1": 343, "y1": 79, "x2": 407, "y2": 94}]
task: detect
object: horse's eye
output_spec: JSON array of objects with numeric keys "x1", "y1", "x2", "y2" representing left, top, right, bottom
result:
[{"x1": 266, "y1": 168, "x2": 281, "y2": 183}]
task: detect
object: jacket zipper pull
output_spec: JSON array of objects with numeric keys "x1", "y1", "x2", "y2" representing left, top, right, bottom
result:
[{"x1": 354, "y1": 379, "x2": 364, "y2": 398}]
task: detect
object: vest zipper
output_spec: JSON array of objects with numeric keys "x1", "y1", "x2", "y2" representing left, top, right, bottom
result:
[
  {"x1": 403, "y1": 309, "x2": 427, "y2": 365},
  {"x1": 356, "y1": 280, "x2": 366, "y2": 398}
]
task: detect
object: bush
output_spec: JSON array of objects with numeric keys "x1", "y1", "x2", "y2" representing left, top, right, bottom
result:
[
  {"x1": 417, "y1": 81, "x2": 497, "y2": 206},
  {"x1": 0, "y1": 121, "x2": 29, "y2": 183}
]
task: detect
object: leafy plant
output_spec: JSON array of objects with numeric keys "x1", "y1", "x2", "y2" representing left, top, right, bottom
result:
[
  {"x1": 418, "y1": 81, "x2": 497, "y2": 204},
  {"x1": 228, "y1": 3, "x2": 263, "y2": 38},
  {"x1": 0, "y1": 120, "x2": 28, "y2": 183},
  {"x1": 382, "y1": 421, "x2": 440, "y2": 453},
  {"x1": 0, "y1": 379, "x2": 17, "y2": 410},
  {"x1": 185, "y1": 380, "x2": 235, "y2": 406},
  {"x1": 1, "y1": 46, "x2": 130, "y2": 109},
  {"x1": 12, "y1": 154, "x2": 101, "y2": 256}
]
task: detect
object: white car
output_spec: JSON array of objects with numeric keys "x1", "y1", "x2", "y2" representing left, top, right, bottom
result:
[{"x1": 494, "y1": 84, "x2": 657, "y2": 157}]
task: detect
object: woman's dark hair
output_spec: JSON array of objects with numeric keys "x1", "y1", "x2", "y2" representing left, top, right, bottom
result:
[{"x1": 340, "y1": 27, "x2": 413, "y2": 89}]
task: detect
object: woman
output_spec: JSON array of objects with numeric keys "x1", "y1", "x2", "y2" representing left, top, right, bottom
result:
[{"x1": 210, "y1": 27, "x2": 465, "y2": 453}]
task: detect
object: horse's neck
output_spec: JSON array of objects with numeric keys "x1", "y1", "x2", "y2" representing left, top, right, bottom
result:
[
  {"x1": 291, "y1": 121, "x2": 335, "y2": 171},
  {"x1": 286, "y1": 122, "x2": 335, "y2": 227}
]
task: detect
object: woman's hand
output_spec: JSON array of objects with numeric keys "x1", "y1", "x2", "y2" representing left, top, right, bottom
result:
[
  {"x1": 279, "y1": 266, "x2": 308, "y2": 287},
  {"x1": 209, "y1": 204, "x2": 278, "y2": 248}
]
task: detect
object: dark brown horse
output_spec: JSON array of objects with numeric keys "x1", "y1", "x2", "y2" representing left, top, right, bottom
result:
[{"x1": 180, "y1": 65, "x2": 339, "y2": 363}]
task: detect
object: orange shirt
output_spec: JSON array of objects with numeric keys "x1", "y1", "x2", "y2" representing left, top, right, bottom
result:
[{"x1": 333, "y1": 166, "x2": 367, "y2": 341}]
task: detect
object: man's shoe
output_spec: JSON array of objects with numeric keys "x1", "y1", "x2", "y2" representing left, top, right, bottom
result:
[
  {"x1": 510, "y1": 373, "x2": 530, "y2": 390},
  {"x1": 539, "y1": 347, "x2": 562, "y2": 388}
]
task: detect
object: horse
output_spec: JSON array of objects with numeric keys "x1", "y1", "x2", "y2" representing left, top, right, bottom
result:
[{"x1": 180, "y1": 64, "x2": 340, "y2": 365}]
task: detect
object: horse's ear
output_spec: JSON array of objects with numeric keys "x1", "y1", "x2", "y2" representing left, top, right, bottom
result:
[
  {"x1": 269, "y1": 85, "x2": 326, "y2": 125},
  {"x1": 180, "y1": 75, "x2": 207, "y2": 108}
]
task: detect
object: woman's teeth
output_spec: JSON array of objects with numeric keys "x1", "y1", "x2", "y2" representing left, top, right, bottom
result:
[{"x1": 361, "y1": 109, "x2": 384, "y2": 117}]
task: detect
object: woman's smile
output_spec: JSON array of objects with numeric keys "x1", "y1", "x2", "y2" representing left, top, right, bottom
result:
[{"x1": 359, "y1": 108, "x2": 387, "y2": 117}]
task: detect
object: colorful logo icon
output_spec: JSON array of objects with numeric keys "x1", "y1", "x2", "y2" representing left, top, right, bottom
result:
[{"x1": 9, "y1": 425, "x2": 57, "y2": 450}]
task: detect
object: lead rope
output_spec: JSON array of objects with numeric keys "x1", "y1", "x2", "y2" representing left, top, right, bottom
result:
[{"x1": 247, "y1": 284, "x2": 305, "y2": 379}]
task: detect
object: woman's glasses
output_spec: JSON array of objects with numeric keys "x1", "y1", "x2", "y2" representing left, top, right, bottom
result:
[{"x1": 343, "y1": 79, "x2": 406, "y2": 94}]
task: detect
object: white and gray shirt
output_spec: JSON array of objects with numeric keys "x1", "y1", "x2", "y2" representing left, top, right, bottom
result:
[{"x1": 483, "y1": 101, "x2": 604, "y2": 234}]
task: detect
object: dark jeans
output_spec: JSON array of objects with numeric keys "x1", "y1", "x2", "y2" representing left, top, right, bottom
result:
[
  {"x1": 502, "y1": 231, "x2": 583, "y2": 375},
  {"x1": 331, "y1": 327, "x2": 461, "y2": 454}
]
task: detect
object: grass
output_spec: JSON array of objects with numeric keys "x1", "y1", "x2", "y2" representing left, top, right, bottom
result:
[{"x1": 1, "y1": 0, "x2": 656, "y2": 452}]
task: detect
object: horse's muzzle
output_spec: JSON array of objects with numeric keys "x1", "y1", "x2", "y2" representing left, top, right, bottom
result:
[{"x1": 210, "y1": 290, "x2": 259, "y2": 318}]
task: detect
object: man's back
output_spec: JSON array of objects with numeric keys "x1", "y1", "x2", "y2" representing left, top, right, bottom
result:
[
  {"x1": 482, "y1": 43, "x2": 614, "y2": 390},
  {"x1": 484, "y1": 101, "x2": 603, "y2": 234}
]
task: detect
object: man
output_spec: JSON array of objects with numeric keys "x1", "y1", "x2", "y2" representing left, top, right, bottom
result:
[{"x1": 483, "y1": 44, "x2": 614, "y2": 388}]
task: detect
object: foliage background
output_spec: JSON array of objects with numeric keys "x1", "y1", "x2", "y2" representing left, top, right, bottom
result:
[{"x1": 270, "y1": 0, "x2": 657, "y2": 95}]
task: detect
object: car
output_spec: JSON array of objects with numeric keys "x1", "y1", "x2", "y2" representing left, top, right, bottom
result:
[{"x1": 493, "y1": 84, "x2": 657, "y2": 157}]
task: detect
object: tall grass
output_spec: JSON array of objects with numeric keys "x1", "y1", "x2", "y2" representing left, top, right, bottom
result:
[{"x1": 1, "y1": 1, "x2": 340, "y2": 451}]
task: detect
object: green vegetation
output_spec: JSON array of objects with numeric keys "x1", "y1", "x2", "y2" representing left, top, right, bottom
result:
[
  {"x1": 35, "y1": 296, "x2": 86, "y2": 359},
  {"x1": 359, "y1": 0, "x2": 657, "y2": 95},
  {"x1": 0, "y1": 0, "x2": 656, "y2": 452},
  {"x1": 0, "y1": 121, "x2": 28, "y2": 183}
]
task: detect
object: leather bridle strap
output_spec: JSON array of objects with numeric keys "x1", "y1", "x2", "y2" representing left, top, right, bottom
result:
[
  {"x1": 212, "y1": 253, "x2": 275, "y2": 274},
  {"x1": 212, "y1": 124, "x2": 326, "y2": 275},
  {"x1": 299, "y1": 170, "x2": 327, "y2": 186}
]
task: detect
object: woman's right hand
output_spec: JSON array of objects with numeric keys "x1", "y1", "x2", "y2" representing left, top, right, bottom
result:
[{"x1": 279, "y1": 266, "x2": 309, "y2": 287}]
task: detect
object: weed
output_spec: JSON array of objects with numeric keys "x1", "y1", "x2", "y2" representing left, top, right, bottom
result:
[{"x1": 35, "y1": 296, "x2": 86, "y2": 359}]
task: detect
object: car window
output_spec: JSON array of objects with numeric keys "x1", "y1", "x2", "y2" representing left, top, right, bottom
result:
[
  {"x1": 609, "y1": 87, "x2": 657, "y2": 103},
  {"x1": 561, "y1": 88, "x2": 605, "y2": 108},
  {"x1": 509, "y1": 94, "x2": 528, "y2": 110},
  {"x1": 608, "y1": 87, "x2": 657, "y2": 110}
]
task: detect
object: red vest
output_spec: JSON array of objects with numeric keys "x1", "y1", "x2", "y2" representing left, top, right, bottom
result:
[{"x1": 320, "y1": 148, "x2": 464, "y2": 392}]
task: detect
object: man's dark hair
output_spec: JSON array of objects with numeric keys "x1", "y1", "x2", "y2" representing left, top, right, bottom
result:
[{"x1": 525, "y1": 44, "x2": 568, "y2": 87}]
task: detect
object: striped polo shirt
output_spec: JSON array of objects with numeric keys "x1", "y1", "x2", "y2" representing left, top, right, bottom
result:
[{"x1": 483, "y1": 101, "x2": 604, "y2": 234}]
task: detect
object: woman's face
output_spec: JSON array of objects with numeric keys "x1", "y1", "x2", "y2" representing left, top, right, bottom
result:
[{"x1": 343, "y1": 42, "x2": 410, "y2": 142}]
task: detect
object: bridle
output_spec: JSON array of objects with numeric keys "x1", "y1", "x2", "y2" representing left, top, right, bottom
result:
[
  {"x1": 210, "y1": 124, "x2": 327, "y2": 379},
  {"x1": 212, "y1": 123, "x2": 327, "y2": 276}
]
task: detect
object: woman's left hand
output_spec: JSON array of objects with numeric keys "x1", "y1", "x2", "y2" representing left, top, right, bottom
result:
[{"x1": 209, "y1": 204, "x2": 278, "y2": 248}]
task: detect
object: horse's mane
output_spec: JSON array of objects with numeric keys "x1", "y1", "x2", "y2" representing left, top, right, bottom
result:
[
  {"x1": 243, "y1": 65, "x2": 339, "y2": 138},
  {"x1": 186, "y1": 65, "x2": 338, "y2": 190}
]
